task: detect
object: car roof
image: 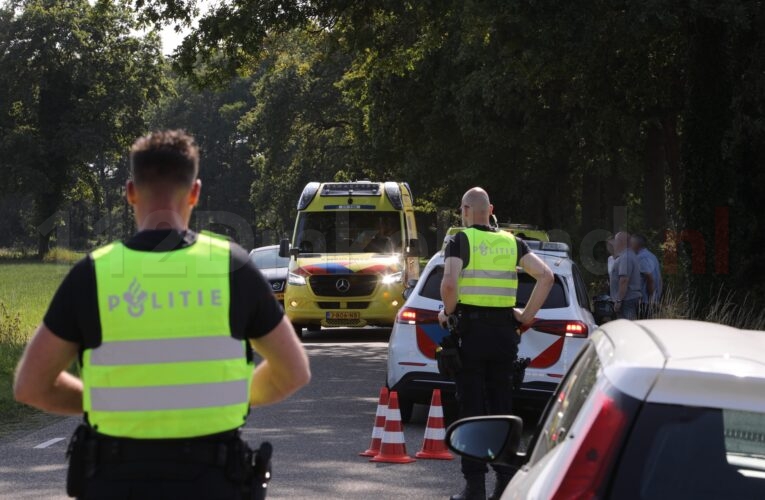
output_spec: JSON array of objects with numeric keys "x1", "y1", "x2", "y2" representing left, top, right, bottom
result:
[
  {"x1": 597, "y1": 319, "x2": 765, "y2": 412},
  {"x1": 424, "y1": 249, "x2": 573, "y2": 275},
  {"x1": 250, "y1": 245, "x2": 279, "y2": 253}
]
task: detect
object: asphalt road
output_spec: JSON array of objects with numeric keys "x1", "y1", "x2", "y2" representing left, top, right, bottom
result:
[{"x1": 0, "y1": 327, "x2": 511, "y2": 499}]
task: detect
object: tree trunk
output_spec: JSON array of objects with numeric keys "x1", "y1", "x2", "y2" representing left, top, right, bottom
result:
[
  {"x1": 682, "y1": 16, "x2": 732, "y2": 300},
  {"x1": 644, "y1": 120, "x2": 666, "y2": 233},
  {"x1": 581, "y1": 168, "x2": 601, "y2": 234},
  {"x1": 662, "y1": 115, "x2": 681, "y2": 228}
]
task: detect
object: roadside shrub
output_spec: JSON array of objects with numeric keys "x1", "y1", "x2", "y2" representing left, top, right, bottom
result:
[
  {"x1": 656, "y1": 286, "x2": 765, "y2": 330},
  {"x1": 42, "y1": 247, "x2": 84, "y2": 264},
  {"x1": 0, "y1": 302, "x2": 24, "y2": 347},
  {"x1": 0, "y1": 248, "x2": 33, "y2": 260}
]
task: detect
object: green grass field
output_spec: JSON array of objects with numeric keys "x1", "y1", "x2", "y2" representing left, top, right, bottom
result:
[
  {"x1": 0, "y1": 263, "x2": 72, "y2": 335},
  {"x1": 0, "y1": 262, "x2": 72, "y2": 436}
]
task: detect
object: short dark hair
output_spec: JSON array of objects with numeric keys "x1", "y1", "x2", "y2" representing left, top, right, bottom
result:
[
  {"x1": 632, "y1": 234, "x2": 648, "y2": 247},
  {"x1": 129, "y1": 130, "x2": 199, "y2": 186}
]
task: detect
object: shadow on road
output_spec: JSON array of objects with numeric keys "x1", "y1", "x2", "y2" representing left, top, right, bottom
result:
[{"x1": 300, "y1": 327, "x2": 391, "y2": 344}]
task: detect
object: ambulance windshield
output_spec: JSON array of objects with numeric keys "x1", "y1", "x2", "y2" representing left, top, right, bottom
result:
[{"x1": 294, "y1": 211, "x2": 402, "y2": 254}]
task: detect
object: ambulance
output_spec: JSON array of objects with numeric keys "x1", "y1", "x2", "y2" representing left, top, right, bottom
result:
[{"x1": 279, "y1": 181, "x2": 420, "y2": 335}]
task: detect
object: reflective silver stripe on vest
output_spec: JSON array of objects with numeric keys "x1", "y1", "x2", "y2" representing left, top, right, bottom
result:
[
  {"x1": 460, "y1": 270, "x2": 518, "y2": 281},
  {"x1": 90, "y1": 379, "x2": 249, "y2": 411},
  {"x1": 90, "y1": 336, "x2": 244, "y2": 366},
  {"x1": 458, "y1": 286, "x2": 518, "y2": 297}
]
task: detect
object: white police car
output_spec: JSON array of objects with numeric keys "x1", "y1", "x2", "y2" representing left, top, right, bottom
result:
[{"x1": 386, "y1": 240, "x2": 597, "y2": 421}]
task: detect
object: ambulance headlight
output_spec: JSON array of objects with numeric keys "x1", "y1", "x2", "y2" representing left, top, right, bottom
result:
[{"x1": 288, "y1": 272, "x2": 307, "y2": 286}]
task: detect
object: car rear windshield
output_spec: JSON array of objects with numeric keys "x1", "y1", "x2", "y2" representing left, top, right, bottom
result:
[
  {"x1": 419, "y1": 266, "x2": 568, "y2": 308},
  {"x1": 610, "y1": 404, "x2": 765, "y2": 499},
  {"x1": 251, "y1": 249, "x2": 290, "y2": 269}
]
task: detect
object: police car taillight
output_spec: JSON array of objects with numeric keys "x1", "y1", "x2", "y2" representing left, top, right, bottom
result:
[
  {"x1": 532, "y1": 319, "x2": 589, "y2": 338},
  {"x1": 396, "y1": 307, "x2": 439, "y2": 324}
]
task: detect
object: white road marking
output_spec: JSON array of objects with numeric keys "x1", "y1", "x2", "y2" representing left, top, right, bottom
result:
[{"x1": 33, "y1": 437, "x2": 65, "y2": 449}]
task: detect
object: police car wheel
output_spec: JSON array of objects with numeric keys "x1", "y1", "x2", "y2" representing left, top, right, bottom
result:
[{"x1": 399, "y1": 397, "x2": 414, "y2": 423}]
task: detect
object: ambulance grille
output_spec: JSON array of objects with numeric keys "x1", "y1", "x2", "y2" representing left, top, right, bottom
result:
[{"x1": 308, "y1": 274, "x2": 378, "y2": 297}]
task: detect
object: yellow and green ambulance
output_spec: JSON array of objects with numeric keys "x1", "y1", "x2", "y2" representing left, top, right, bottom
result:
[{"x1": 279, "y1": 181, "x2": 420, "y2": 334}]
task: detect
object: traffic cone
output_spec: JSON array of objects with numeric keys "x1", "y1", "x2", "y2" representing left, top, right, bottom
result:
[
  {"x1": 360, "y1": 387, "x2": 389, "y2": 457},
  {"x1": 370, "y1": 391, "x2": 416, "y2": 464},
  {"x1": 416, "y1": 389, "x2": 453, "y2": 460}
]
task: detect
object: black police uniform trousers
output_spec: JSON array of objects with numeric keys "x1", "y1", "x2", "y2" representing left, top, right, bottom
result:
[
  {"x1": 80, "y1": 461, "x2": 242, "y2": 499},
  {"x1": 73, "y1": 430, "x2": 248, "y2": 500},
  {"x1": 455, "y1": 310, "x2": 519, "y2": 478}
]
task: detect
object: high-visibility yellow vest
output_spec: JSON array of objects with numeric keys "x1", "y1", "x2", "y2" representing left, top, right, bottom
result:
[
  {"x1": 83, "y1": 232, "x2": 252, "y2": 439},
  {"x1": 457, "y1": 228, "x2": 519, "y2": 308}
]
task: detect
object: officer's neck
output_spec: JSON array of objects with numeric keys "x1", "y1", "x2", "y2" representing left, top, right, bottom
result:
[{"x1": 134, "y1": 205, "x2": 191, "y2": 232}]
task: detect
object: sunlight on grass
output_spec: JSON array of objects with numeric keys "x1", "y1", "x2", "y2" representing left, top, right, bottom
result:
[
  {"x1": 0, "y1": 263, "x2": 71, "y2": 336},
  {"x1": 655, "y1": 287, "x2": 765, "y2": 330},
  {"x1": 0, "y1": 262, "x2": 72, "y2": 435}
]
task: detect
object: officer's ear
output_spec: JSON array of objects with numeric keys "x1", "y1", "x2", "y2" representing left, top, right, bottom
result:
[
  {"x1": 126, "y1": 180, "x2": 138, "y2": 206},
  {"x1": 188, "y1": 179, "x2": 202, "y2": 207}
]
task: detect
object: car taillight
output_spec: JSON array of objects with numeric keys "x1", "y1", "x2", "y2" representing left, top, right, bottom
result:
[
  {"x1": 396, "y1": 307, "x2": 440, "y2": 324},
  {"x1": 551, "y1": 391, "x2": 628, "y2": 500},
  {"x1": 532, "y1": 319, "x2": 589, "y2": 338}
]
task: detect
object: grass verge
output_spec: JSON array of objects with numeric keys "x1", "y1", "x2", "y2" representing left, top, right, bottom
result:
[
  {"x1": 0, "y1": 302, "x2": 38, "y2": 437},
  {"x1": 656, "y1": 286, "x2": 765, "y2": 330},
  {"x1": 0, "y1": 261, "x2": 72, "y2": 437}
]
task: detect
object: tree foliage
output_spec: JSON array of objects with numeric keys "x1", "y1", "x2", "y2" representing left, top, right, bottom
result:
[
  {"x1": 138, "y1": 0, "x2": 763, "y2": 301},
  {"x1": 0, "y1": 0, "x2": 762, "y2": 303},
  {"x1": 0, "y1": 0, "x2": 166, "y2": 255}
]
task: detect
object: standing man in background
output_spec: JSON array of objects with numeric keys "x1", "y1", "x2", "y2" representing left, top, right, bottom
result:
[
  {"x1": 14, "y1": 130, "x2": 310, "y2": 499},
  {"x1": 631, "y1": 234, "x2": 662, "y2": 317},
  {"x1": 610, "y1": 231, "x2": 642, "y2": 320},
  {"x1": 439, "y1": 187, "x2": 553, "y2": 500}
]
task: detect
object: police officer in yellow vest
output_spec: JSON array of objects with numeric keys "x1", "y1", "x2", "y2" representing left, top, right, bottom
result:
[
  {"x1": 439, "y1": 188, "x2": 553, "y2": 500},
  {"x1": 14, "y1": 130, "x2": 311, "y2": 499}
]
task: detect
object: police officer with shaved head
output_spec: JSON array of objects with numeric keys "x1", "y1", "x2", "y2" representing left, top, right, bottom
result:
[
  {"x1": 439, "y1": 187, "x2": 553, "y2": 500},
  {"x1": 14, "y1": 130, "x2": 310, "y2": 499}
]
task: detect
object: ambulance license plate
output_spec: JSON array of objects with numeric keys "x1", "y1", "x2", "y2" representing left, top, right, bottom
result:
[{"x1": 326, "y1": 311, "x2": 360, "y2": 320}]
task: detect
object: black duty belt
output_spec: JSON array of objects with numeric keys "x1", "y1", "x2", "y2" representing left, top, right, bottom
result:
[
  {"x1": 459, "y1": 309, "x2": 514, "y2": 320},
  {"x1": 94, "y1": 435, "x2": 233, "y2": 467}
]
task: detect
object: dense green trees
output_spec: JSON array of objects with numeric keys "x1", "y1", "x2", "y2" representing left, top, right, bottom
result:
[
  {"x1": 0, "y1": 0, "x2": 762, "y2": 303},
  {"x1": 0, "y1": 0, "x2": 166, "y2": 254},
  {"x1": 147, "y1": 0, "x2": 763, "y2": 301}
]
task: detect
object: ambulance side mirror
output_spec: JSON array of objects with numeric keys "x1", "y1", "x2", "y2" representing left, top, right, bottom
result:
[{"x1": 278, "y1": 239, "x2": 290, "y2": 258}]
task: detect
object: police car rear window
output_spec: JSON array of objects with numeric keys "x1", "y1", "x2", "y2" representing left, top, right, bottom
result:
[
  {"x1": 420, "y1": 266, "x2": 568, "y2": 309},
  {"x1": 517, "y1": 273, "x2": 569, "y2": 309},
  {"x1": 420, "y1": 266, "x2": 444, "y2": 301}
]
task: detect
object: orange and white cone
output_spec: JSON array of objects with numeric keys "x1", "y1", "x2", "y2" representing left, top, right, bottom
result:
[
  {"x1": 416, "y1": 389, "x2": 454, "y2": 460},
  {"x1": 370, "y1": 391, "x2": 416, "y2": 464},
  {"x1": 360, "y1": 387, "x2": 389, "y2": 457}
]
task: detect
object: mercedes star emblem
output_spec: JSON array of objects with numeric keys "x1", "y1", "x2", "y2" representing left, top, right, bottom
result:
[{"x1": 335, "y1": 278, "x2": 351, "y2": 293}]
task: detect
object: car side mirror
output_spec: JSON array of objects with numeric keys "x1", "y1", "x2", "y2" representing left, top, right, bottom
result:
[
  {"x1": 278, "y1": 239, "x2": 291, "y2": 258},
  {"x1": 446, "y1": 416, "x2": 523, "y2": 465},
  {"x1": 406, "y1": 239, "x2": 419, "y2": 257},
  {"x1": 402, "y1": 279, "x2": 418, "y2": 300}
]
